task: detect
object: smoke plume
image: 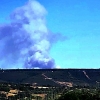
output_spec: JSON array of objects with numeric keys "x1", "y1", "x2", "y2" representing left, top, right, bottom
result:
[{"x1": 0, "y1": 0, "x2": 64, "y2": 69}]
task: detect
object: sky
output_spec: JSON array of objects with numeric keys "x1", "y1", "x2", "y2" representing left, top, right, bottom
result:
[{"x1": 0, "y1": 0, "x2": 100, "y2": 69}]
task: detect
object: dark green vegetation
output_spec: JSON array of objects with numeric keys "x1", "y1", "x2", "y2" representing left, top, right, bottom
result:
[
  {"x1": 56, "y1": 88, "x2": 100, "y2": 100},
  {"x1": 0, "y1": 82, "x2": 100, "y2": 100},
  {"x1": 0, "y1": 82, "x2": 65, "y2": 100},
  {"x1": 0, "y1": 69, "x2": 100, "y2": 86},
  {"x1": 0, "y1": 69, "x2": 100, "y2": 99}
]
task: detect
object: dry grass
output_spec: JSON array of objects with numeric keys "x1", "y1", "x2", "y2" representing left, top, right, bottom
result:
[
  {"x1": 56, "y1": 81, "x2": 73, "y2": 87},
  {"x1": 32, "y1": 93, "x2": 47, "y2": 99},
  {"x1": 9, "y1": 89, "x2": 18, "y2": 94}
]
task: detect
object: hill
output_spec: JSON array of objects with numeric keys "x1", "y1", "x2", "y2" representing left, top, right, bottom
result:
[{"x1": 0, "y1": 69, "x2": 100, "y2": 87}]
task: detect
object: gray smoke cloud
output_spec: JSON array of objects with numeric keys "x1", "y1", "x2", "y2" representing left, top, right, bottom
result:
[{"x1": 0, "y1": 0, "x2": 65, "y2": 69}]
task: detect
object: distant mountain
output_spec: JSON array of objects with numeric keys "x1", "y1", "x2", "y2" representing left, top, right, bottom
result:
[{"x1": 0, "y1": 69, "x2": 100, "y2": 87}]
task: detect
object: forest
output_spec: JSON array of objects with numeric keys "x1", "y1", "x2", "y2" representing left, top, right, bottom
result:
[{"x1": 0, "y1": 82, "x2": 100, "y2": 100}]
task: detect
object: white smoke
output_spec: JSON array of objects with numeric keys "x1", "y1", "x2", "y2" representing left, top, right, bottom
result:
[{"x1": 0, "y1": 0, "x2": 66, "y2": 69}]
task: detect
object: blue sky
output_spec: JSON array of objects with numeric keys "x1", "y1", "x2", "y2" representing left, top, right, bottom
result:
[{"x1": 0, "y1": 0, "x2": 100, "y2": 69}]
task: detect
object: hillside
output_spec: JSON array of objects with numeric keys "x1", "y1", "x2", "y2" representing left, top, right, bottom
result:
[{"x1": 0, "y1": 69, "x2": 100, "y2": 87}]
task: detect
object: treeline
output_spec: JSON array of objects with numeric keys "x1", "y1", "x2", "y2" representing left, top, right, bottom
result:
[
  {"x1": 0, "y1": 82, "x2": 64, "y2": 100},
  {"x1": 56, "y1": 88, "x2": 100, "y2": 100}
]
